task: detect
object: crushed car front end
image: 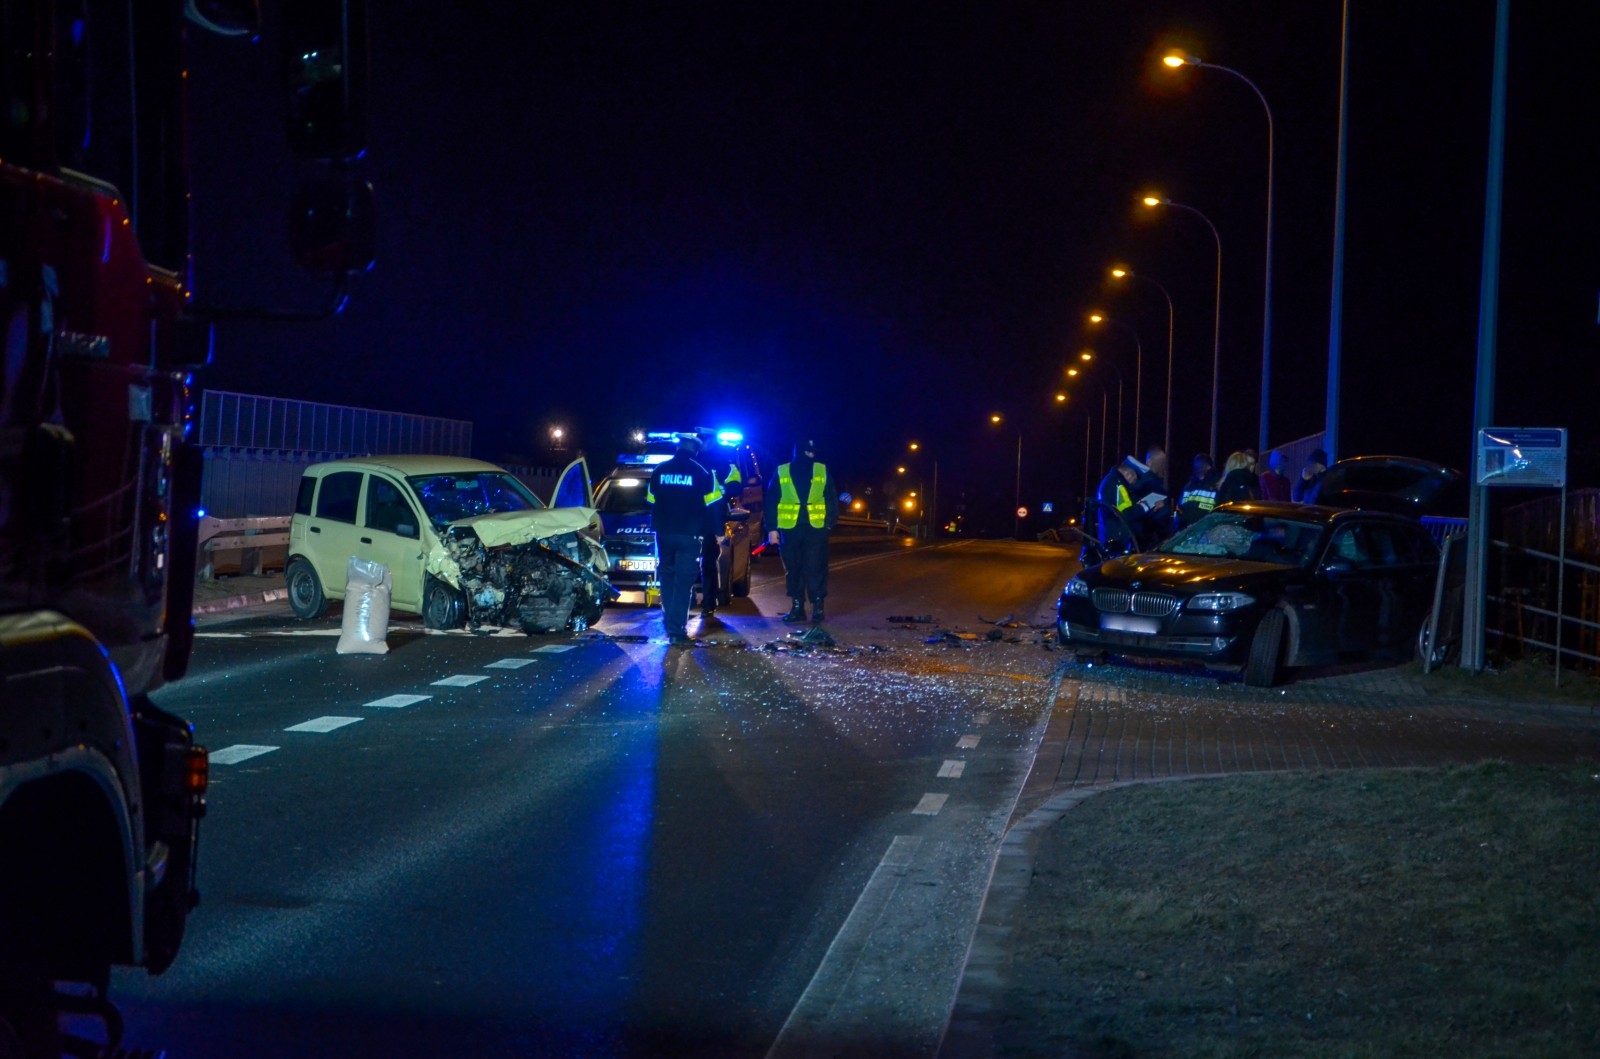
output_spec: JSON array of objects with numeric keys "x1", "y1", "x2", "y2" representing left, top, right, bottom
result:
[{"x1": 426, "y1": 507, "x2": 615, "y2": 634}]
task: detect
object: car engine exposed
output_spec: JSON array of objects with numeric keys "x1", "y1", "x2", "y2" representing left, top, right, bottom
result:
[{"x1": 442, "y1": 528, "x2": 609, "y2": 633}]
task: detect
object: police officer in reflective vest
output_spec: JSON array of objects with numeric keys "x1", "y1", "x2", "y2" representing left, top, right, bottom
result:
[
  {"x1": 764, "y1": 438, "x2": 838, "y2": 623},
  {"x1": 648, "y1": 435, "x2": 719, "y2": 645},
  {"x1": 698, "y1": 452, "x2": 743, "y2": 619}
]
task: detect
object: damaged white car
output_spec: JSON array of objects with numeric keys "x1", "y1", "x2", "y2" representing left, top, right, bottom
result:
[{"x1": 285, "y1": 455, "x2": 614, "y2": 633}]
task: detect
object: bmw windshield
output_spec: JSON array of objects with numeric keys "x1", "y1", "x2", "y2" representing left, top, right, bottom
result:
[
  {"x1": 407, "y1": 472, "x2": 545, "y2": 527},
  {"x1": 1157, "y1": 511, "x2": 1324, "y2": 568}
]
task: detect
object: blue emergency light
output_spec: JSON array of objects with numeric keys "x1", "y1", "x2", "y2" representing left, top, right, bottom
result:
[{"x1": 715, "y1": 429, "x2": 744, "y2": 446}]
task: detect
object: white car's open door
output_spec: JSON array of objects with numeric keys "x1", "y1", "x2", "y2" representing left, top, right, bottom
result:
[{"x1": 549, "y1": 456, "x2": 595, "y2": 509}]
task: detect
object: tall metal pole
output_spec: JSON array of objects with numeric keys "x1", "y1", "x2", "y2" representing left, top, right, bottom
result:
[
  {"x1": 1116, "y1": 270, "x2": 1177, "y2": 474},
  {"x1": 1170, "y1": 56, "x2": 1275, "y2": 454},
  {"x1": 1013, "y1": 432, "x2": 1022, "y2": 538},
  {"x1": 1083, "y1": 414, "x2": 1091, "y2": 499},
  {"x1": 1462, "y1": 0, "x2": 1511, "y2": 672},
  {"x1": 1099, "y1": 390, "x2": 1108, "y2": 472},
  {"x1": 1151, "y1": 199, "x2": 1224, "y2": 460},
  {"x1": 1324, "y1": 0, "x2": 1351, "y2": 463}
]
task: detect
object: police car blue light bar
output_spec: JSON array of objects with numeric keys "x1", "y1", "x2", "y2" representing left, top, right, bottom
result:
[{"x1": 715, "y1": 429, "x2": 744, "y2": 446}]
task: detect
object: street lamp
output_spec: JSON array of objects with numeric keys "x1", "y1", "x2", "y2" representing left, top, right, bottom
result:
[
  {"x1": 1088, "y1": 312, "x2": 1143, "y2": 456},
  {"x1": 1075, "y1": 348, "x2": 1126, "y2": 460},
  {"x1": 901, "y1": 441, "x2": 940, "y2": 538},
  {"x1": 1109, "y1": 265, "x2": 1176, "y2": 472},
  {"x1": 988, "y1": 413, "x2": 1023, "y2": 539},
  {"x1": 1164, "y1": 51, "x2": 1276, "y2": 454},
  {"x1": 1142, "y1": 194, "x2": 1222, "y2": 461}
]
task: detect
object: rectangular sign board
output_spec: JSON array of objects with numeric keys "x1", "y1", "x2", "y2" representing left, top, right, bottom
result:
[{"x1": 1476, "y1": 427, "x2": 1566, "y2": 487}]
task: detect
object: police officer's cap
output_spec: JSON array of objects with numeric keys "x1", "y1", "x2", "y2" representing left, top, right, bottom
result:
[{"x1": 677, "y1": 433, "x2": 703, "y2": 454}]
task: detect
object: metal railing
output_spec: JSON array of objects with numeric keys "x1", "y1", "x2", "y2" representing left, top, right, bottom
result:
[
  {"x1": 198, "y1": 390, "x2": 472, "y2": 456},
  {"x1": 195, "y1": 515, "x2": 291, "y2": 579},
  {"x1": 1487, "y1": 539, "x2": 1600, "y2": 672}
]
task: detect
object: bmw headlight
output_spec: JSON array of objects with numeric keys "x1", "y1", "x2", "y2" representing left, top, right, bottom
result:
[
  {"x1": 1186, "y1": 591, "x2": 1255, "y2": 612},
  {"x1": 1064, "y1": 578, "x2": 1090, "y2": 599}
]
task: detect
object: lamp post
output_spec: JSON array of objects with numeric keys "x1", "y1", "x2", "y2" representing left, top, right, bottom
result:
[
  {"x1": 1143, "y1": 195, "x2": 1222, "y2": 460},
  {"x1": 988, "y1": 413, "x2": 1023, "y2": 539},
  {"x1": 1164, "y1": 52, "x2": 1275, "y2": 454},
  {"x1": 1088, "y1": 312, "x2": 1143, "y2": 455},
  {"x1": 905, "y1": 441, "x2": 939, "y2": 538},
  {"x1": 1109, "y1": 266, "x2": 1176, "y2": 472}
]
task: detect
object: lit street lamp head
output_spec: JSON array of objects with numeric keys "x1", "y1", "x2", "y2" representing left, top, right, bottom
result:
[
  {"x1": 1163, "y1": 52, "x2": 1200, "y2": 68},
  {"x1": 1141, "y1": 194, "x2": 1168, "y2": 208}
]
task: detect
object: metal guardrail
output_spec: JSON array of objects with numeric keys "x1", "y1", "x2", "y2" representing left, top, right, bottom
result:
[{"x1": 196, "y1": 515, "x2": 290, "y2": 579}]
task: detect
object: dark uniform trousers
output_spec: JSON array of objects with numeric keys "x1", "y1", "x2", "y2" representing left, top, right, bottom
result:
[
  {"x1": 781, "y1": 525, "x2": 829, "y2": 604},
  {"x1": 699, "y1": 534, "x2": 721, "y2": 606},
  {"x1": 657, "y1": 533, "x2": 702, "y2": 637}
]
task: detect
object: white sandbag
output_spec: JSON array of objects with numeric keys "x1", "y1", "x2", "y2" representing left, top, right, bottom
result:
[{"x1": 336, "y1": 557, "x2": 392, "y2": 655}]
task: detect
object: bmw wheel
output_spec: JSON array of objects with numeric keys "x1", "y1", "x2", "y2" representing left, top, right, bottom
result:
[{"x1": 1243, "y1": 608, "x2": 1287, "y2": 688}]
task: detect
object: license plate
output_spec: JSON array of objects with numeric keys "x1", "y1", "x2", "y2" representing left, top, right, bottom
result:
[{"x1": 1101, "y1": 613, "x2": 1159, "y2": 635}]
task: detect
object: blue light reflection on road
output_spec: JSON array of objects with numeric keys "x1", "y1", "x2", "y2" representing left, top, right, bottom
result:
[{"x1": 528, "y1": 651, "x2": 661, "y2": 1055}]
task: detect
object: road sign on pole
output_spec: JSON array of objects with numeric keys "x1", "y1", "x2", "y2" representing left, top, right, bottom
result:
[{"x1": 1475, "y1": 427, "x2": 1566, "y2": 487}]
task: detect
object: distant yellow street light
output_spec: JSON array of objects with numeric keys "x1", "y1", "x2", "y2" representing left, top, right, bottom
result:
[
  {"x1": 1162, "y1": 49, "x2": 1276, "y2": 454},
  {"x1": 1088, "y1": 311, "x2": 1145, "y2": 455},
  {"x1": 1141, "y1": 193, "x2": 1223, "y2": 459},
  {"x1": 1055, "y1": 392, "x2": 1067, "y2": 403},
  {"x1": 1108, "y1": 264, "x2": 1176, "y2": 468}
]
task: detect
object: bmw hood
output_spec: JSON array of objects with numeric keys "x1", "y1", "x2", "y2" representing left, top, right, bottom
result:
[{"x1": 1090, "y1": 552, "x2": 1292, "y2": 587}]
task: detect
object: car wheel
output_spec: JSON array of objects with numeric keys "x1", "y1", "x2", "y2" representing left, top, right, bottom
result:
[
  {"x1": 285, "y1": 558, "x2": 328, "y2": 620},
  {"x1": 1243, "y1": 608, "x2": 1287, "y2": 688},
  {"x1": 422, "y1": 577, "x2": 464, "y2": 630},
  {"x1": 1416, "y1": 617, "x2": 1452, "y2": 666}
]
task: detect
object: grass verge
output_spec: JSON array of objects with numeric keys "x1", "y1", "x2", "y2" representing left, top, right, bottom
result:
[{"x1": 1001, "y1": 763, "x2": 1600, "y2": 1058}]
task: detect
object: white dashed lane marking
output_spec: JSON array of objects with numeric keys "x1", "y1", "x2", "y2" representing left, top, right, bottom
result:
[
  {"x1": 912, "y1": 793, "x2": 949, "y2": 816},
  {"x1": 284, "y1": 716, "x2": 364, "y2": 733},
  {"x1": 363, "y1": 694, "x2": 433, "y2": 709},
  {"x1": 937, "y1": 760, "x2": 966, "y2": 779},
  {"x1": 432, "y1": 674, "x2": 490, "y2": 687},
  {"x1": 956, "y1": 735, "x2": 981, "y2": 749},
  {"x1": 532, "y1": 644, "x2": 575, "y2": 654},
  {"x1": 209, "y1": 745, "x2": 279, "y2": 765},
  {"x1": 485, "y1": 658, "x2": 537, "y2": 669},
  {"x1": 976, "y1": 711, "x2": 992, "y2": 725}
]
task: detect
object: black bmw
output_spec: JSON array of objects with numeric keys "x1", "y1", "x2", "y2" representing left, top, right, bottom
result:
[{"x1": 1057, "y1": 500, "x2": 1445, "y2": 687}]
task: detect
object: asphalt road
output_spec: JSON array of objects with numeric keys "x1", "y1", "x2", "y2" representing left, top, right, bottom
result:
[{"x1": 110, "y1": 537, "x2": 1078, "y2": 1058}]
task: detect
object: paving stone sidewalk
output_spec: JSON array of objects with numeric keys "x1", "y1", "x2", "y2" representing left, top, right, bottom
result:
[{"x1": 941, "y1": 658, "x2": 1600, "y2": 1057}]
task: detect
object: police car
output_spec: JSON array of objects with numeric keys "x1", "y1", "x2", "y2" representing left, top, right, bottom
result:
[{"x1": 592, "y1": 430, "x2": 766, "y2": 606}]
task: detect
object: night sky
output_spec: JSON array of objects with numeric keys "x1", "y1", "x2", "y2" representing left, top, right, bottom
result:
[{"x1": 187, "y1": 2, "x2": 1598, "y2": 522}]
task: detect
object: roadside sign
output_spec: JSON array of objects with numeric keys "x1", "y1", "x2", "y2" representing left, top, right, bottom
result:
[
  {"x1": 1041, "y1": 501, "x2": 1054, "y2": 514},
  {"x1": 1476, "y1": 427, "x2": 1566, "y2": 487},
  {"x1": 839, "y1": 492, "x2": 853, "y2": 504},
  {"x1": 1016, "y1": 506, "x2": 1029, "y2": 519}
]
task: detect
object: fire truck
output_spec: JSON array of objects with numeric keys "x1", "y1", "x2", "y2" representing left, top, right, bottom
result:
[{"x1": 0, "y1": 1, "x2": 373, "y2": 1049}]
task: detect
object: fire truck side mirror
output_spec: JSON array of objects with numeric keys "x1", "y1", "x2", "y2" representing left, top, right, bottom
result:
[
  {"x1": 281, "y1": 0, "x2": 369, "y2": 160},
  {"x1": 288, "y1": 174, "x2": 377, "y2": 274}
]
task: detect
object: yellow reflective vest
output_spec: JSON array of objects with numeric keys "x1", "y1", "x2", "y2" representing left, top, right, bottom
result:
[{"x1": 775, "y1": 462, "x2": 828, "y2": 529}]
